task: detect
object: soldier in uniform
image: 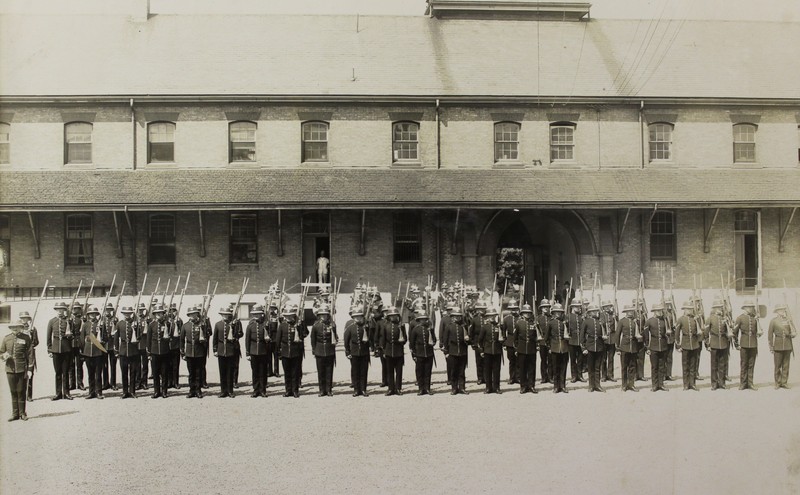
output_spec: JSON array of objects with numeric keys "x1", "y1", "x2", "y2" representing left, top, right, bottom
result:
[
  {"x1": 18, "y1": 311, "x2": 39, "y2": 401},
  {"x1": 47, "y1": 302, "x2": 74, "y2": 400},
  {"x1": 369, "y1": 304, "x2": 388, "y2": 388},
  {"x1": 477, "y1": 307, "x2": 504, "y2": 394},
  {"x1": 135, "y1": 303, "x2": 150, "y2": 390},
  {"x1": 409, "y1": 311, "x2": 436, "y2": 395},
  {"x1": 147, "y1": 304, "x2": 172, "y2": 399},
  {"x1": 768, "y1": 304, "x2": 795, "y2": 390},
  {"x1": 310, "y1": 304, "x2": 337, "y2": 397},
  {"x1": 80, "y1": 306, "x2": 109, "y2": 399},
  {"x1": 537, "y1": 299, "x2": 553, "y2": 384},
  {"x1": 615, "y1": 305, "x2": 641, "y2": 392},
  {"x1": 644, "y1": 303, "x2": 670, "y2": 392},
  {"x1": 213, "y1": 306, "x2": 241, "y2": 398},
  {"x1": 439, "y1": 303, "x2": 454, "y2": 386},
  {"x1": 734, "y1": 301, "x2": 761, "y2": 390},
  {"x1": 469, "y1": 299, "x2": 487, "y2": 385},
  {"x1": 441, "y1": 306, "x2": 470, "y2": 395},
  {"x1": 69, "y1": 302, "x2": 85, "y2": 391},
  {"x1": 600, "y1": 301, "x2": 618, "y2": 382},
  {"x1": 634, "y1": 298, "x2": 648, "y2": 382},
  {"x1": 675, "y1": 301, "x2": 702, "y2": 391},
  {"x1": 227, "y1": 303, "x2": 244, "y2": 390},
  {"x1": 514, "y1": 303, "x2": 539, "y2": 394},
  {"x1": 167, "y1": 303, "x2": 183, "y2": 390},
  {"x1": 580, "y1": 304, "x2": 606, "y2": 392},
  {"x1": 343, "y1": 306, "x2": 371, "y2": 397},
  {"x1": 100, "y1": 303, "x2": 118, "y2": 391},
  {"x1": 502, "y1": 299, "x2": 520, "y2": 385},
  {"x1": 378, "y1": 306, "x2": 406, "y2": 396},
  {"x1": 566, "y1": 300, "x2": 585, "y2": 383},
  {"x1": 245, "y1": 305, "x2": 270, "y2": 398},
  {"x1": 705, "y1": 299, "x2": 734, "y2": 390},
  {"x1": 1, "y1": 320, "x2": 35, "y2": 421},
  {"x1": 266, "y1": 299, "x2": 281, "y2": 378},
  {"x1": 180, "y1": 306, "x2": 211, "y2": 399},
  {"x1": 664, "y1": 300, "x2": 677, "y2": 382},
  {"x1": 544, "y1": 303, "x2": 570, "y2": 393},
  {"x1": 275, "y1": 305, "x2": 307, "y2": 398},
  {"x1": 115, "y1": 306, "x2": 140, "y2": 399}
]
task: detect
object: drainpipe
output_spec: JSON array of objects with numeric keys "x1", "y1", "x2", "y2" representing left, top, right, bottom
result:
[
  {"x1": 435, "y1": 98, "x2": 441, "y2": 169},
  {"x1": 639, "y1": 100, "x2": 645, "y2": 169},
  {"x1": 130, "y1": 98, "x2": 136, "y2": 170}
]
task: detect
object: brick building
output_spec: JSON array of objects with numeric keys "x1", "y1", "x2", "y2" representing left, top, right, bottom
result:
[{"x1": 0, "y1": 1, "x2": 799, "y2": 305}]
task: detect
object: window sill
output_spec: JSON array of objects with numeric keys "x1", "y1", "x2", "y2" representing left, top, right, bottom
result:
[
  {"x1": 144, "y1": 162, "x2": 177, "y2": 169},
  {"x1": 229, "y1": 263, "x2": 259, "y2": 269},
  {"x1": 64, "y1": 265, "x2": 94, "y2": 272},
  {"x1": 492, "y1": 161, "x2": 525, "y2": 169},
  {"x1": 300, "y1": 161, "x2": 331, "y2": 168},
  {"x1": 548, "y1": 161, "x2": 579, "y2": 169},
  {"x1": 733, "y1": 162, "x2": 763, "y2": 169},
  {"x1": 64, "y1": 163, "x2": 94, "y2": 169},
  {"x1": 228, "y1": 162, "x2": 259, "y2": 168},
  {"x1": 147, "y1": 264, "x2": 177, "y2": 269},
  {"x1": 391, "y1": 161, "x2": 423, "y2": 168}
]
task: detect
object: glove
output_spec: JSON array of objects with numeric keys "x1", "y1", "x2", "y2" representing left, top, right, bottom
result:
[
  {"x1": 582, "y1": 349, "x2": 588, "y2": 356},
  {"x1": 346, "y1": 355, "x2": 351, "y2": 360},
  {"x1": 646, "y1": 349, "x2": 651, "y2": 356},
  {"x1": 770, "y1": 348, "x2": 774, "y2": 354},
  {"x1": 213, "y1": 352, "x2": 218, "y2": 357},
  {"x1": 49, "y1": 352, "x2": 53, "y2": 358},
  {"x1": 480, "y1": 353, "x2": 485, "y2": 358},
  {"x1": 246, "y1": 355, "x2": 251, "y2": 361}
]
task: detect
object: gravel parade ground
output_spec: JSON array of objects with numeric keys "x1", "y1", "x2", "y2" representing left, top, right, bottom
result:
[{"x1": 2, "y1": 344, "x2": 799, "y2": 495}]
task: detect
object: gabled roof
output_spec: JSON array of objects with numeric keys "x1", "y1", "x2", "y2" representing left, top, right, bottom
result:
[
  {"x1": 1, "y1": 168, "x2": 798, "y2": 210},
  {"x1": 0, "y1": 13, "x2": 798, "y2": 99}
]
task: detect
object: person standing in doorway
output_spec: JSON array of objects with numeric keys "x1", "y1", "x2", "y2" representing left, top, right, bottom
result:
[{"x1": 316, "y1": 250, "x2": 330, "y2": 284}]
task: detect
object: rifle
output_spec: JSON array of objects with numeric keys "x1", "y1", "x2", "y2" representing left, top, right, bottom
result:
[
  {"x1": 563, "y1": 276, "x2": 573, "y2": 339},
  {"x1": 68, "y1": 280, "x2": 83, "y2": 325},
  {"x1": 231, "y1": 277, "x2": 250, "y2": 322},
  {"x1": 783, "y1": 279, "x2": 798, "y2": 339},
  {"x1": 635, "y1": 273, "x2": 646, "y2": 342},
  {"x1": 201, "y1": 282, "x2": 218, "y2": 322},
  {"x1": 173, "y1": 274, "x2": 190, "y2": 337},
  {"x1": 296, "y1": 277, "x2": 310, "y2": 324},
  {"x1": 82, "y1": 280, "x2": 95, "y2": 314},
  {"x1": 147, "y1": 278, "x2": 161, "y2": 314},
  {"x1": 132, "y1": 274, "x2": 147, "y2": 343},
  {"x1": 613, "y1": 271, "x2": 619, "y2": 321},
  {"x1": 29, "y1": 280, "x2": 49, "y2": 336},
  {"x1": 532, "y1": 280, "x2": 542, "y2": 340},
  {"x1": 102, "y1": 274, "x2": 117, "y2": 316},
  {"x1": 520, "y1": 275, "x2": 526, "y2": 306},
  {"x1": 400, "y1": 282, "x2": 410, "y2": 325},
  {"x1": 114, "y1": 281, "x2": 126, "y2": 316},
  {"x1": 168, "y1": 275, "x2": 182, "y2": 311}
]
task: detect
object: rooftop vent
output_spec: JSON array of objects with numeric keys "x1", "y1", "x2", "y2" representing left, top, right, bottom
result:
[{"x1": 425, "y1": 0, "x2": 591, "y2": 21}]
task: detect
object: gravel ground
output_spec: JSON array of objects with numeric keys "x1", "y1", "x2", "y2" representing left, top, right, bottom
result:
[{"x1": 2, "y1": 344, "x2": 799, "y2": 495}]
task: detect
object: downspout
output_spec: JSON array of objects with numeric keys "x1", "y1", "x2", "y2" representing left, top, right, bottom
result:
[
  {"x1": 639, "y1": 100, "x2": 645, "y2": 169},
  {"x1": 130, "y1": 98, "x2": 136, "y2": 170},
  {"x1": 435, "y1": 98, "x2": 441, "y2": 169}
]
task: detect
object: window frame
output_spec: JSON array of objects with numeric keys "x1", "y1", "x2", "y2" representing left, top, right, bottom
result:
[
  {"x1": 393, "y1": 211, "x2": 422, "y2": 264},
  {"x1": 229, "y1": 121, "x2": 257, "y2": 163},
  {"x1": 648, "y1": 122, "x2": 674, "y2": 162},
  {"x1": 549, "y1": 122, "x2": 576, "y2": 162},
  {"x1": 649, "y1": 210, "x2": 676, "y2": 261},
  {"x1": 301, "y1": 121, "x2": 329, "y2": 163},
  {"x1": 733, "y1": 123, "x2": 757, "y2": 164},
  {"x1": 229, "y1": 212, "x2": 259, "y2": 265},
  {"x1": 494, "y1": 121, "x2": 520, "y2": 163},
  {"x1": 64, "y1": 122, "x2": 93, "y2": 165},
  {"x1": 147, "y1": 121, "x2": 176, "y2": 164},
  {"x1": 0, "y1": 122, "x2": 9, "y2": 165},
  {"x1": 148, "y1": 213, "x2": 176, "y2": 266},
  {"x1": 64, "y1": 213, "x2": 94, "y2": 267},
  {"x1": 392, "y1": 121, "x2": 420, "y2": 163}
]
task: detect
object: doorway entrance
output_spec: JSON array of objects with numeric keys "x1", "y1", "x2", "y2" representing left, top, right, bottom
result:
[
  {"x1": 495, "y1": 220, "x2": 550, "y2": 306},
  {"x1": 302, "y1": 212, "x2": 330, "y2": 284},
  {"x1": 734, "y1": 210, "x2": 759, "y2": 291}
]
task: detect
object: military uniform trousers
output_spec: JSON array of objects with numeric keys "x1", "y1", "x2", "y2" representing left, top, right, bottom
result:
[
  {"x1": 169, "y1": 349, "x2": 181, "y2": 388},
  {"x1": 694, "y1": 346, "x2": 703, "y2": 380},
  {"x1": 539, "y1": 346, "x2": 552, "y2": 383},
  {"x1": 315, "y1": 355, "x2": 335, "y2": 395},
  {"x1": 681, "y1": 348, "x2": 700, "y2": 388},
  {"x1": 185, "y1": 356, "x2": 205, "y2": 396},
  {"x1": 482, "y1": 353, "x2": 502, "y2": 393},
  {"x1": 69, "y1": 347, "x2": 84, "y2": 389},
  {"x1": 620, "y1": 351, "x2": 637, "y2": 390},
  {"x1": 281, "y1": 356, "x2": 302, "y2": 396},
  {"x1": 380, "y1": 355, "x2": 388, "y2": 386},
  {"x1": 217, "y1": 355, "x2": 236, "y2": 396},
  {"x1": 7, "y1": 372, "x2": 28, "y2": 419},
  {"x1": 602, "y1": 343, "x2": 616, "y2": 380},
  {"x1": 665, "y1": 343, "x2": 674, "y2": 379},
  {"x1": 740, "y1": 347, "x2": 758, "y2": 389},
  {"x1": 516, "y1": 351, "x2": 537, "y2": 391},
  {"x1": 449, "y1": 354, "x2": 467, "y2": 393},
  {"x1": 636, "y1": 347, "x2": 647, "y2": 380},
  {"x1": 104, "y1": 350, "x2": 117, "y2": 389},
  {"x1": 414, "y1": 355, "x2": 434, "y2": 394},
  {"x1": 269, "y1": 342, "x2": 281, "y2": 377},
  {"x1": 550, "y1": 351, "x2": 569, "y2": 392},
  {"x1": 586, "y1": 350, "x2": 604, "y2": 391},
  {"x1": 250, "y1": 354, "x2": 269, "y2": 395},
  {"x1": 51, "y1": 352, "x2": 71, "y2": 398},
  {"x1": 232, "y1": 347, "x2": 241, "y2": 388},
  {"x1": 137, "y1": 351, "x2": 149, "y2": 389},
  {"x1": 151, "y1": 354, "x2": 170, "y2": 396},
  {"x1": 650, "y1": 350, "x2": 667, "y2": 390},
  {"x1": 350, "y1": 355, "x2": 370, "y2": 395},
  {"x1": 385, "y1": 356, "x2": 404, "y2": 394},
  {"x1": 118, "y1": 355, "x2": 137, "y2": 396},
  {"x1": 568, "y1": 344, "x2": 584, "y2": 381},
  {"x1": 85, "y1": 354, "x2": 106, "y2": 396},
  {"x1": 774, "y1": 350, "x2": 791, "y2": 387},
  {"x1": 26, "y1": 368, "x2": 35, "y2": 401},
  {"x1": 473, "y1": 348, "x2": 484, "y2": 384},
  {"x1": 445, "y1": 354, "x2": 454, "y2": 385},
  {"x1": 506, "y1": 348, "x2": 518, "y2": 384},
  {"x1": 710, "y1": 348, "x2": 729, "y2": 388}
]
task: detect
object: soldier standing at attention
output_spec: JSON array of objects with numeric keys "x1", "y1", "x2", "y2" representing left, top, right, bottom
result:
[
  {"x1": 514, "y1": 304, "x2": 539, "y2": 394},
  {"x1": 180, "y1": 306, "x2": 211, "y2": 399},
  {"x1": 469, "y1": 300, "x2": 487, "y2": 385},
  {"x1": 310, "y1": 304, "x2": 337, "y2": 397},
  {"x1": 275, "y1": 305, "x2": 307, "y2": 398},
  {"x1": 18, "y1": 311, "x2": 39, "y2": 401},
  {"x1": 1, "y1": 320, "x2": 35, "y2": 421},
  {"x1": 80, "y1": 306, "x2": 108, "y2": 399},
  {"x1": 600, "y1": 301, "x2": 618, "y2": 382},
  {"x1": 734, "y1": 301, "x2": 761, "y2": 390},
  {"x1": 644, "y1": 304, "x2": 670, "y2": 392},
  {"x1": 167, "y1": 303, "x2": 183, "y2": 390},
  {"x1": 580, "y1": 304, "x2": 606, "y2": 392},
  {"x1": 502, "y1": 299, "x2": 520, "y2": 385},
  {"x1": 537, "y1": 299, "x2": 553, "y2": 384},
  {"x1": 147, "y1": 304, "x2": 171, "y2": 399},
  {"x1": 675, "y1": 301, "x2": 702, "y2": 391},
  {"x1": 439, "y1": 303, "x2": 454, "y2": 387},
  {"x1": 544, "y1": 303, "x2": 569, "y2": 393},
  {"x1": 115, "y1": 306, "x2": 140, "y2": 399},
  {"x1": 567, "y1": 300, "x2": 585, "y2": 383},
  {"x1": 135, "y1": 303, "x2": 150, "y2": 391},
  {"x1": 441, "y1": 307, "x2": 470, "y2": 395},
  {"x1": 343, "y1": 307, "x2": 371, "y2": 397},
  {"x1": 615, "y1": 305, "x2": 641, "y2": 392},
  {"x1": 409, "y1": 311, "x2": 436, "y2": 396},
  {"x1": 69, "y1": 302, "x2": 86, "y2": 391},
  {"x1": 213, "y1": 306, "x2": 241, "y2": 398},
  {"x1": 705, "y1": 300, "x2": 734, "y2": 390},
  {"x1": 245, "y1": 305, "x2": 270, "y2": 398},
  {"x1": 100, "y1": 303, "x2": 118, "y2": 391},
  {"x1": 378, "y1": 306, "x2": 406, "y2": 396},
  {"x1": 477, "y1": 307, "x2": 504, "y2": 394},
  {"x1": 768, "y1": 304, "x2": 796, "y2": 390}
]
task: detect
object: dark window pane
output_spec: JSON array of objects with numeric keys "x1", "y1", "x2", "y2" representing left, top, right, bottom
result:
[
  {"x1": 65, "y1": 214, "x2": 93, "y2": 265},
  {"x1": 230, "y1": 213, "x2": 258, "y2": 264},
  {"x1": 394, "y1": 212, "x2": 421, "y2": 263},
  {"x1": 149, "y1": 123, "x2": 175, "y2": 163},
  {"x1": 649, "y1": 211, "x2": 675, "y2": 260},
  {"x1": 149, "y1": 214, "x2": 175, "y2": 264}
]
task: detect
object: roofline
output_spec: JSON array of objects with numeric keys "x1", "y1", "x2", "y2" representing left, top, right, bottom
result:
[{"x1": 1, "y1": 95, "x2": 799, "y2": 107}]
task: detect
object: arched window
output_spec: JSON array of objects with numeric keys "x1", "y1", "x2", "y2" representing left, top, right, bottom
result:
[
  {"x1": 494, "y1": 122, "x2": 520, "y2": 162},
  {"x1": 229, "y1": 121, "x2": 257, "y2": 162},
  {"x1": 65, "y1": 122, "x2": 92, "y2": 164},
  {"x1": 148, "y1": 122, "x2": 176, "y2": 163},
  {"x1": 649, "y1": 211, "x2": 676, "y2": 260},
  {"x1": 392, "y1": 121, "x2": 419, "y2": 162},
  {"x1": 301, "y1": 121, "x2": 329, "y2": 162},
  {"x1": 65, "y1": 213, "x2": 93, "y2": 266},
  {"x1": 550, "y1": 122, "x2": 575, "y2": 161},
  {"x1": 733, "y1": 123, "x2": 756, "y2": 163},
  {"x1": 648, "y1": 123, "x2": 673, "y2": 161},
  {"x1": 148, "y1": 213, "x2": 176, "y2": 265},
  {"x1": 0, "y1": 123, "x2": 9, "y2": 164}
]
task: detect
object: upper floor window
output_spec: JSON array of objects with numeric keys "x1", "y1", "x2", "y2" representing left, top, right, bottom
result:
[
  {"x1": 65, "y1": 213, "x2": 93, "y2": 266},
  {"x1": 734, "y1": 210, "x2": 757, "y2": 232},
  {"x1": 392, "y1": 122, "x2": 419, "y2": 162},
  {"x1": 650, "y1": 211, "x2": 676, "y2": 260},
  {"x1": 148, "y1": 122, "x2": 175, "y2": 163},
  {"x1": 65, "y1": 122, "x2": 92, "y2": 164},
  {"x1": 733, "y1": 123, "x2": 756, "y2": 163},
  {"x1": 393, "y1": 211, "x2": 422, "y2": 263},
  {"x1": 302, "y1": 121, "x2": 328, "y2": 162},
  {"x1": 649, "y1": 123, "x2": 673, "y2": 161},
  {"x1": 494, "y1": 122, "x2": 519, "y2": 162},
  {"x1": 148, "y1": 213, "x2": 176, "y2": 265},
  {"x1": 550, "y1": 123, "x2": 575, "y2": 161},
  {"x1": 0, "y1": 123, "x2": 9, "y2": 164},
  {"x1": 230, "y1": 121, "x2": 256, "y2": 162},
  {"x1": 230, "y1": 213, "x2": 258, "y2": 264}
]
